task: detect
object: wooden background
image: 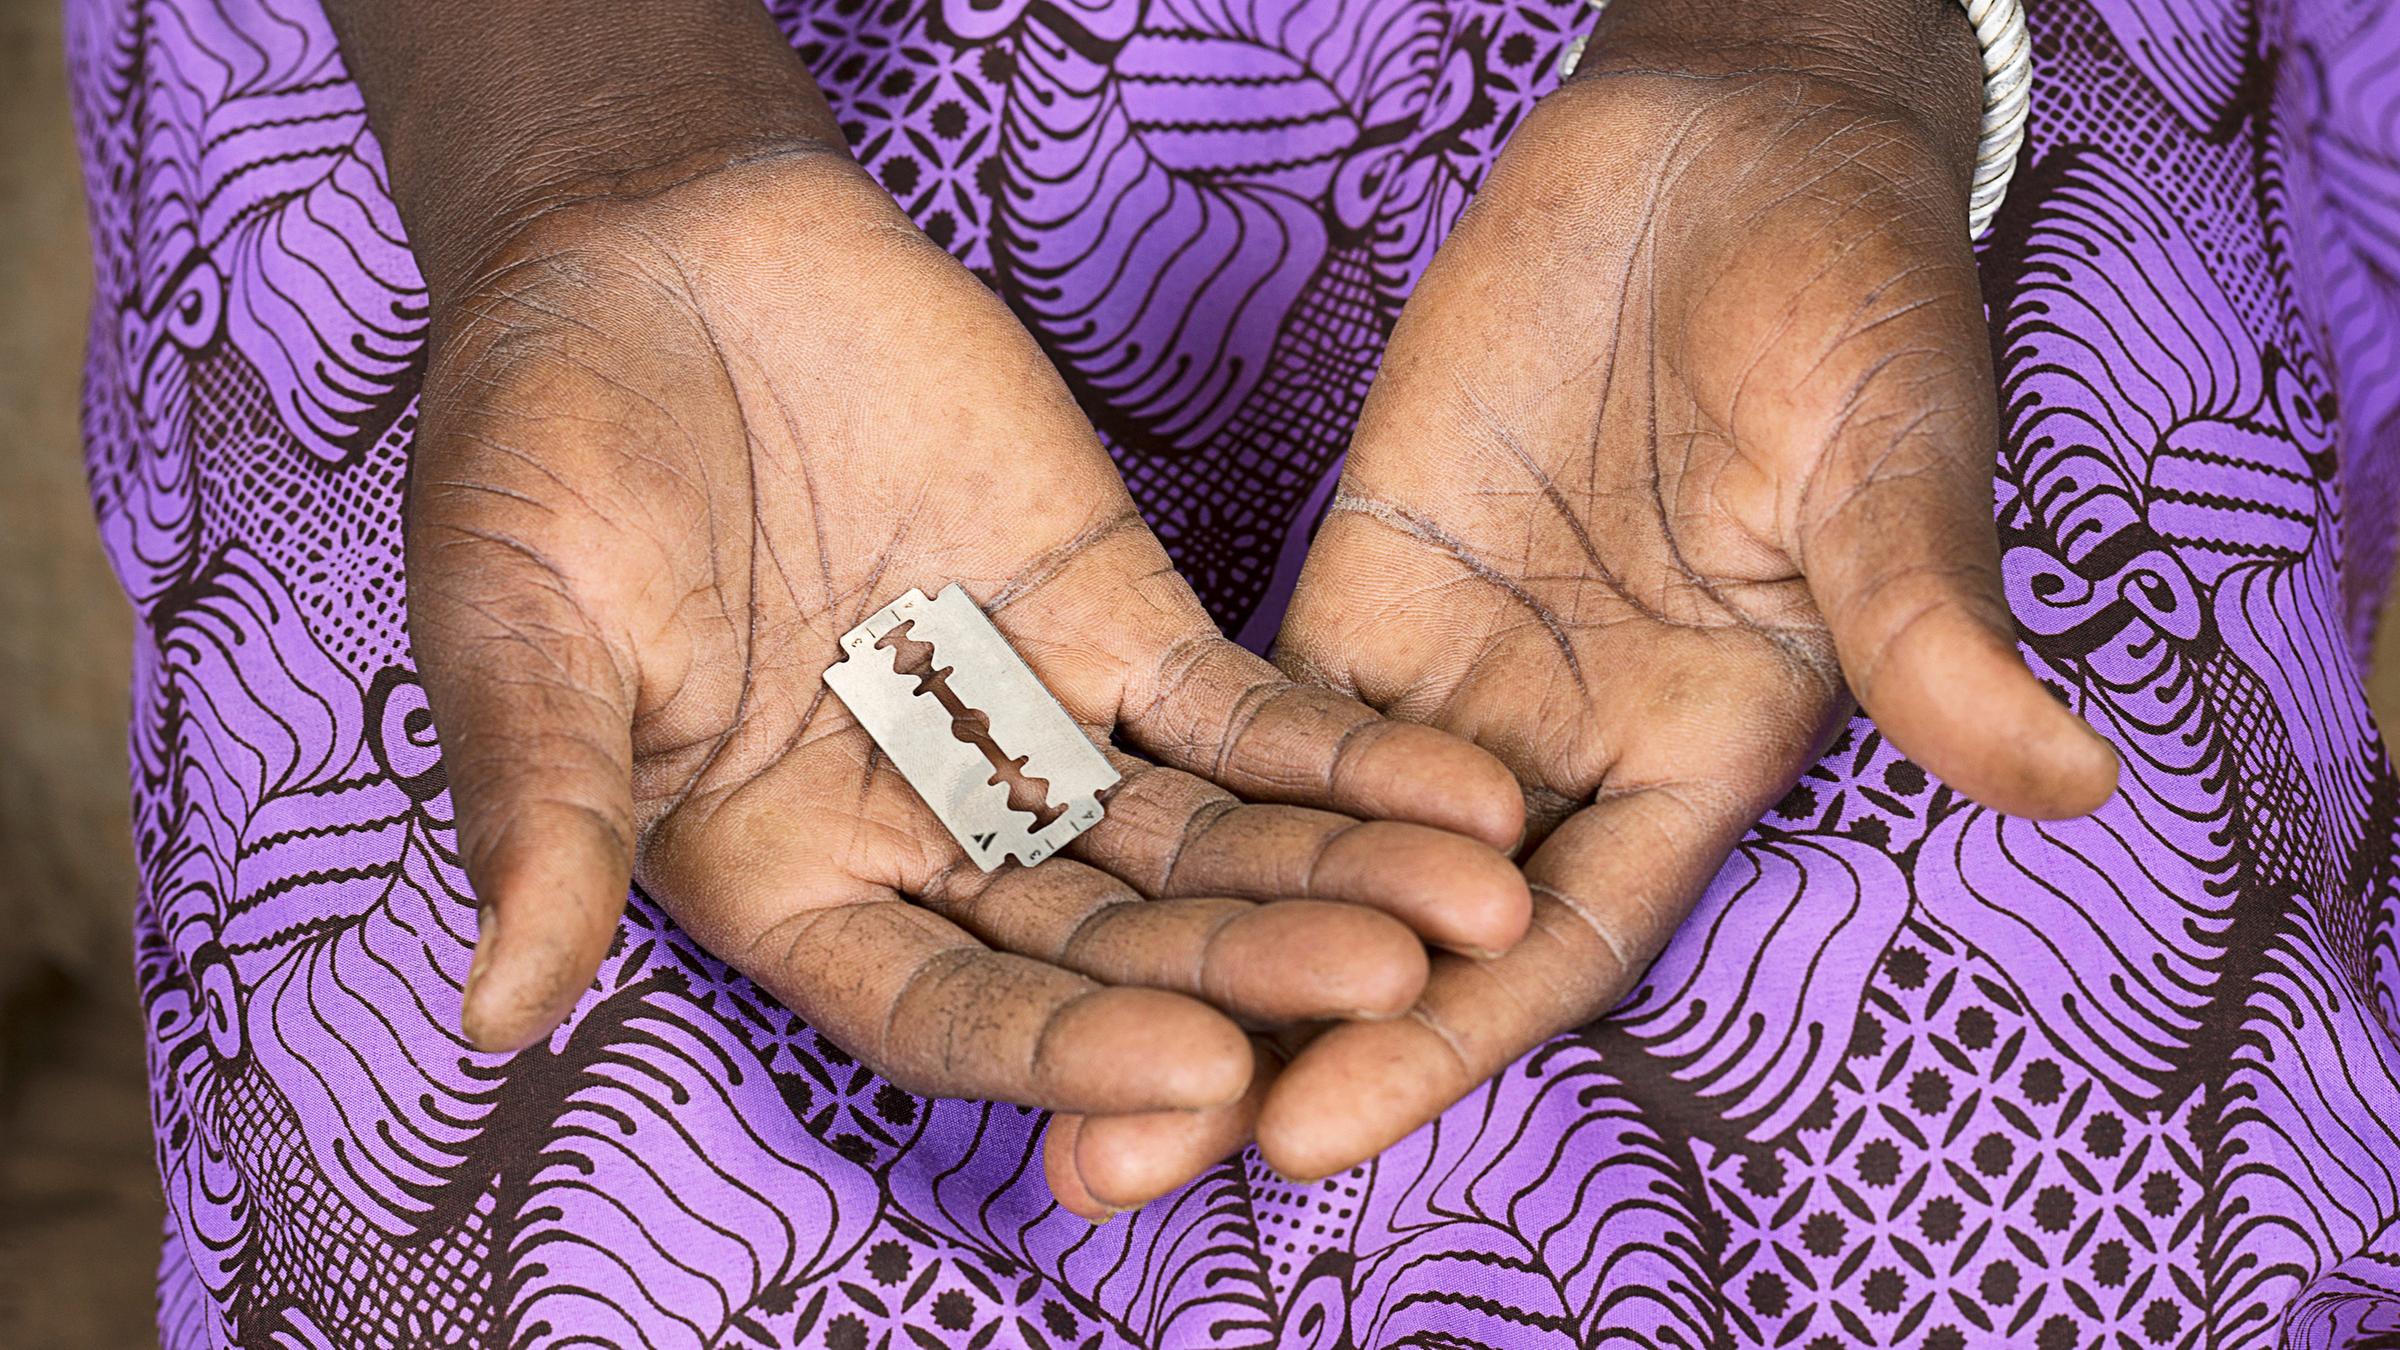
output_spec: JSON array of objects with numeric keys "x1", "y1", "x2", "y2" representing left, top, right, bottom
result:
[{"x1": 3, "y1": 1, "x2": 2396, "y2": 1341}]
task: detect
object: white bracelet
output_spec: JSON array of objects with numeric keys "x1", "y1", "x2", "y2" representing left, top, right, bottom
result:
[
  {"x1": 1959, "y1": 0, "x2": 2031, "y2": 238},
  {"x1": 1555, "y1": 0, "x2": 2032, "y2": 240}
]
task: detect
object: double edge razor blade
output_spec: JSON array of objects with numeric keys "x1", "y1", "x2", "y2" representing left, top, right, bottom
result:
[{"x1": 823, "y1": 585, "x2": 1118, "y2": 871}]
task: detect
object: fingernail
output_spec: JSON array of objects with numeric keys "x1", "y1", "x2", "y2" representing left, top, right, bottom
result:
[{"x1": 461, "y1": 904, "x2": 501, "y2": 1046}]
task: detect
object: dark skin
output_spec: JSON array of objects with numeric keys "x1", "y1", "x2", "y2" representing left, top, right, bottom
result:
[
  {"x1": 1050, "y1": 0, "x2": 2120, "y2": 1213},
  {"x1": 325, "y1": 0, "x2": 2115, "y2": 1216},
  {"x1": 330, "y1": 0, "x2": 1531, "y2": 1122}
]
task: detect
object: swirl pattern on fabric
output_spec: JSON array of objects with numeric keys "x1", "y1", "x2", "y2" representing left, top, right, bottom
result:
[{"x1": 60, "y1": 0, "x2": 2400, "y2": 1344}]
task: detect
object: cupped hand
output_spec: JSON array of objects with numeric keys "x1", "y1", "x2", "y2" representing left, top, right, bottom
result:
[
  {"x1": 408, "y1": 148, "x2": 1530, "y2": 1122},
  {"x1": 1250, "y1": 40, "x2": 2121, "y2": 1177}
]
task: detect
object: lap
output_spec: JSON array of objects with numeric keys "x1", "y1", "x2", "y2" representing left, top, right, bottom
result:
[{"x1": 74, "y1": 0, "x2": 2400, "y2": 1344}]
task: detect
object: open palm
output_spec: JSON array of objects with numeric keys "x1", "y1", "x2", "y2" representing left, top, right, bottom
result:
[
  {"x1": 1253, "y1": 71, "x2": 2119, "y2": 1177},
  {"x1": 410, "y1": 153, "x2": 1530, "y2": 1120}
]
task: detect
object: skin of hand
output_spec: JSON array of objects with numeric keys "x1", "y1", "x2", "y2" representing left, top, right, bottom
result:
[
  {"x1": 1042, "y1": 0, "x2": 2121, "y2": 1213},
  {"x1": 328, "y1": 2, "x2": 1533, "y2": 1126}
]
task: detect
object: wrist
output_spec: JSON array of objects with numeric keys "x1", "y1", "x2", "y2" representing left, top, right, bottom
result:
[
  {"x1": 326, "y1": 0, "x2": 850, "y2": 302},
  {"x1": 1566, "y1": 0, "x2": 1983, "y2": 181}
]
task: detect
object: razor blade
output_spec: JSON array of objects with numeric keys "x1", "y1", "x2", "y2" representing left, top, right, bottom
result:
[{"x1": 824, "y1": 585, "x2": 1118, "y2": 871}]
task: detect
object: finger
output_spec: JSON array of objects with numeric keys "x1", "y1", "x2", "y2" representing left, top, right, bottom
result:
[
  {"x1": 979, "y1": 529, "x2": 1523, "y2": 849},
  {"x1": 1071, "y1": 755, "x2": 1532, "y2": 957},
  {"x1": 1045, "y1": 1039, "x2": 1278, "y2": 1218},
  {"x1": 1258, "y1": 783, "x2": 1748, "y2": 1180},
  {"x1": 919, "y1": 858, "x2": 1427, "y2": 1022},
  {"x1": 638, "y1": 731, "x2": 1258, "y2": 1112},
  {"x1": 1116, "y1": 634, "x2": 1526, "y2": 851},
  {"x1": 1781, "y1": 258, "x2": 2118, "y2": 820},
  {"x1": 716, "y1": 888, "x2": 1252, "y2": 1114},
  {"x1": 1802, "y1": 479, "x2": 2118, "y2": 818},
  {"x1": 411, "y1": 527, "x2": 640, "y2": 1055},
  {"x1": 1043, "y1": 1114, "x2": 1110, "y2": 1220}
]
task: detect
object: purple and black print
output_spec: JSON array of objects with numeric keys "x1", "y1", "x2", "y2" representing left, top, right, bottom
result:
[{"x1": 60, "y1": 0, "x2": 2400, "y2": 1343}]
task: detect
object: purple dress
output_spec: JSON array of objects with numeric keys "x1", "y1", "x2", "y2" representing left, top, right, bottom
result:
[{"x1": 65, "y1": 0, "x2": 2400, "y2": 1344}]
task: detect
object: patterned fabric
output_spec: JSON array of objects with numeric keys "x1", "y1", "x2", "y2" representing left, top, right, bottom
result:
[{"x1": 61, "y1": 0, "x2": 2400, "y2": 1343}]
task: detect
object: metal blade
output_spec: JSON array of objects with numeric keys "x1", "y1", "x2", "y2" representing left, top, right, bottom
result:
[{"x1": 824, "y1": 585, "x2": 1117, "y2": 871}]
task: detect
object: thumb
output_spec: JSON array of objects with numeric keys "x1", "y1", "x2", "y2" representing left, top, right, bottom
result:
[
  {"x1": 413, "y1": 527, "x2": 639, "y2": 1054},
  {"x1": 1799, "y1": 410, "x2": 2118, "y2": 820}
]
